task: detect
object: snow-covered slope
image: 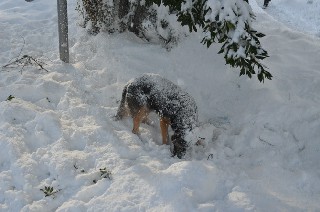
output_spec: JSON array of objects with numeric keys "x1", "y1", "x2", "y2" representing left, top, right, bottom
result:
[
  {"x1": 0, "y1": 0, "x2": 319, "y2": 211},
  {"x1": 258, "y1": 0, "x2": 320, "y2": 37}
]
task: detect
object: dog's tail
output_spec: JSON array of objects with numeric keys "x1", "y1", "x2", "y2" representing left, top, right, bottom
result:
[{"x1": 115, "y1": 84, "x2": 129, "y2": 120}]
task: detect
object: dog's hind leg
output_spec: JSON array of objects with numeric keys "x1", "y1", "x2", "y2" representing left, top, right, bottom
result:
[
  {"x1": 132, "y1": 106, "x2": 149, "y2": 134},
  {"x1": 160, "y1": 117, "x2": 170, "y2": 145}
]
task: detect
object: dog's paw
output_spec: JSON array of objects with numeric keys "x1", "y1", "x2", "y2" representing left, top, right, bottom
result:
[{"x1": 132, "y1": 129, "x2": 140, "y2": 135}]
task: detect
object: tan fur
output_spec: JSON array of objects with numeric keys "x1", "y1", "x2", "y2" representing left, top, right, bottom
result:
[
  {"x1": 132, "y1": 106, "x2": 149, "y2": 134},
  {"x1": 160, "y1": 117, "x2": 170, "y2": 145},
  {"x1": 131, "y1": 106, "x2": 170, "y2": 145}
]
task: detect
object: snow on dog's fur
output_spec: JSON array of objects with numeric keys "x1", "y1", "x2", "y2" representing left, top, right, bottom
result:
[{"x1": 116, "y1": 73, "x2": 198, "y2": 158}]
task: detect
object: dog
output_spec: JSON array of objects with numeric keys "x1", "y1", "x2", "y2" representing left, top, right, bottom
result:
[{"x1": 115, "y1": 73, "x2": 198, "y2": 158}]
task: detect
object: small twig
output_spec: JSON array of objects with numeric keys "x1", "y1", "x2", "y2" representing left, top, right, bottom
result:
[
  {"x1": 2, "y1": 37, "x2": 49, "y2": 73},
  {"x1": 2, "y1": 55, "x2": 49, "y2": 73},
  {"x1": 258, "y1": 136, "x2": 275, "y2": 146},
  {"x1": 30, "y1": 57, "x2": 49, "y2": 72},
  {"x1": 20, "y1": 58, "x2": 28, "y2": 74},
  {"x1": 16, "y1": 36, "x2": 26, "y2": 59},
  {"x1": 6, "y1": 36, "x2": 26, "y2": 65},
  {"x1": 2, "y1": 57, "x2": 25, "y2": 68}
]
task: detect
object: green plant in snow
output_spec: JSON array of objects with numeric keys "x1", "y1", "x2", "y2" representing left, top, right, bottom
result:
[
  {"x1": 93, "y1": 167, "x2": 112, "y2": 184},
  {"x1": 99, "y1": 167, "x2": 112, "y2": 180},
  {"x1": 40, "y1": 186, "x2": 61, "y2": 198},
  {"x1": 6, "y1": 95, "x2": 15, "y2": 101}
]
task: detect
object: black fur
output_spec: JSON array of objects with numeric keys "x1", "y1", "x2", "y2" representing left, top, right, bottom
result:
[{"x1": 116, "y1": 74, "x2": 198, "y2": 158}]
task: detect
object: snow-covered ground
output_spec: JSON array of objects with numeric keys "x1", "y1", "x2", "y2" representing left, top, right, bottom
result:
[
  {"x1": 259, "y1": 0, "x2": 320, "y2": 37},
  {"x1": 0, "y1": 0, "x2": 320, "y2": 211}
]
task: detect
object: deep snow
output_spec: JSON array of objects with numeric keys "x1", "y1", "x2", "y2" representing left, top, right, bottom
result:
[{"x1": 0, "y1": 0, "x2": 320, "y2": 211}]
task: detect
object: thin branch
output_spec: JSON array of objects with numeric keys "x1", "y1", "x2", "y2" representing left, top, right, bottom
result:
[
  {"x1": 6, "y1": 36, "x2": 26, "y2": 65},
  {"x1": 2, "y1": 55, "x2": 49, "y2": 73},
  {"x1": 16, "y1": 36, "x2": 26, "y2": 59},
  {"x1": 2, "y1": 57, "x2": 25, "y2": 68},
  {"x1": 258, "y1": 136, "x2": 275, "y2": 147},
  {"x1": 30, "y1": 57, "x2": 49, "y2": 72}
]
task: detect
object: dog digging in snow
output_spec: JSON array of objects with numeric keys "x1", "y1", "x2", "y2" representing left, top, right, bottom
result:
[{"x1": 115, "y1": 73, "x2": 200, "y2": 158}]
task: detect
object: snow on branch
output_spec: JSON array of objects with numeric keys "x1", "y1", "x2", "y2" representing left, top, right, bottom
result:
[
  {"x1": 151, "y1": 0, "x2": 272, "y2": 82},
  {"x1": 78, "y1": 0, "x2": 271, "y2": 81}
]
